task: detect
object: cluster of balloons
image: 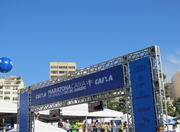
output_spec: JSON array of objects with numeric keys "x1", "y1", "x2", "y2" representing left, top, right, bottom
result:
[{"x1": 0, "y1": 57, "x2": 13, "y2": 73}]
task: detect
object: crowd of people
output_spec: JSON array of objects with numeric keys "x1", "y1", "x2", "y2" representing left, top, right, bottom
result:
[{"x1": 58, "y1": 119, "x2": 127, "y2": 132}]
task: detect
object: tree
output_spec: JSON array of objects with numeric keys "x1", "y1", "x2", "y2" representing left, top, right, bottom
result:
[
  {"x1": 106, "y1": 97, "x2": 126, "y2": 113},
  {"x1": 106, "y1": 99, "x2": 116, "y2": 110},
  {"x1": 173, "y1": 98, "x2": 180, "y2": 117},
  {"x1": 167, "y1": 101, "x2": 176, "y2": 117},
  {"x1": 166, "y1": 98, "x2": 180, "y2": 117},
  {"x1": 116, "y1": 97, "x2": 126, "y2": 113}
]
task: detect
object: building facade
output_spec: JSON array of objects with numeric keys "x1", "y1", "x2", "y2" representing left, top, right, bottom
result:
[
  {"x1": 0, "y1": 75, "x2": 24, "y2": 103},
  {"x1": 50, "y1": 62, "x2": 76, "y2": 80},
  {"x1": 165, "y1": 70, "x2": 180, "y2": 99},
  {"x1": 171, "y1": 70, "x2": 180, "y2": 98}
]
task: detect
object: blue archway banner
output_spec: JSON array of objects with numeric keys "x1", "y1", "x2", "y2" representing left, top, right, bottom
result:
[
  {"x1": 19, "y1": 92, "x2": 29, "y2": 132},
  {"x1": 31, "y1": 65, "x2": 124, "y2": 106},
  {"x1": 130, "y1": 57, "x2": 157, "y2": 132}
]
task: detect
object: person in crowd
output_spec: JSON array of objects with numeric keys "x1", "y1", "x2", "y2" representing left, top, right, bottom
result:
[
  {"x1": 96, "y1": 122, "x2": 101, "y2": 132},
  {"x1": 156, "y1": 126, "x2": 163, "y2": 132},
  {"x1": 64, "y1": 120, "x2": 71, "y2": 132},
  {"x1": 123, "y1": 121, "x2": 127, "y2": 132},
  {"x1": 82, "y1": 121, "x2": 88, "y2": 132},
  {"x1": 100, "y1": 123, "x2": 104, "y2": 132},
  {"x1": 91, "y1": 121, "x2": 97, "y2": 132},
  {"x1": 58, "y1": 119, "x2": 64, "y2": 128},
  {"x1": 110, "y1": 120, "x2": 116, "y2": 132},
  {"x1": 102, "y1": 122, "x2": 109, "y2": 132},
  {"x1": 95, "y1": 120, "x2": 99, "y2": 132},
  {"x1": 72, "y1": 122, "x2": 79, "y2": 132},
  {"x1": 119, "y1": 122, "x2": 124, "y2": 132}
]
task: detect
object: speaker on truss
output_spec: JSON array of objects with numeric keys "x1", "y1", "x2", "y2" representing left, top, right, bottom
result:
[
  {"x1": 88, "y1": 101, "x2": 104, "y2": 112},
  {"x1": 49, "y1": 109, "x2": 61, "y2": 118}
]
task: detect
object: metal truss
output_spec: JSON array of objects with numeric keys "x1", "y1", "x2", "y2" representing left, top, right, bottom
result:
[
  {"x1": 150, "y1": 46, "x2": 168, "y2": 130},
  {"x1": 123, "y1": 62, "x2": 134, "y2": 131},
  {"x1": 16, "y1": 91, "x2": 21, "y2": 132},
  {"x1": 19, "y1": 45, "x2": 167, "y2": 132},
  {"x1": 31, "y1": 89, "x2": 125, "y2": 112},
  {"x1": 25, "y1": 46, "x2": 152, "y2": 92}
]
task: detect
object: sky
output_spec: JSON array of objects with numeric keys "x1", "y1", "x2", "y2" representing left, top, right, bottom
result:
[{"x1": 0, "y1": 0, "x2": 180, "y2": 86}]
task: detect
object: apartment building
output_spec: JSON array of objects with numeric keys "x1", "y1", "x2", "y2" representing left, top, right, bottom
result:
[
  {"x1": 0, "y1": 75, "x2": 24, "y2": 103},
  {"x1": 171, "y1": 70, "x2": 180, "y2": 98},
  {"x1": 50, "y1": 62, "x2": 76, "y2": 80},
  {"x1": 165, "y1": 70, "x2": 180, "y2": 99}
]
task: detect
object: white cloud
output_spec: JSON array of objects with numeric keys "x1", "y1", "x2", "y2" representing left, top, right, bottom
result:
[
  {"x1": 164, "y1": 51, "x2": 180, "y2": 81},
  {"x1": 167, "y1": 55, "x2": 180, "y2": 65}
]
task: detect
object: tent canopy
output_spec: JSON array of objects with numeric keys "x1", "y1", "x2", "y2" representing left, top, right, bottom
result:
[
  {"x1": 9, "y1": 120, "x2": 66, "y2": 132},
  {"x1": 40, "y1": 103, "x2": 123, "y2": 118},
  {"x1": 34, "y1": 120, "x2": 66, "y2": 132},
  {"x1": 0, "y1": 100, "x2": 123, "y2": 118}
]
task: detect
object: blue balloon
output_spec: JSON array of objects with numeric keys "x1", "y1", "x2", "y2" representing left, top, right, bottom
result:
[{"x1": 0, "y1": 57, "x2": 13, "y2": 73}]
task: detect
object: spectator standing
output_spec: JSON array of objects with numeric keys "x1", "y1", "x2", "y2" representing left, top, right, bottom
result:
[
  {"x1": 100, "y1": 123, "x2": 105, "y2": 132},
  {"x1": 82, "y1": 121, "x2": 89, "y2": 132},
  {"x1": 91, "y1": 121, "x2": 97, "y2": 132},
  {"x1": 119, "y1": 123, "x2": 124, "y2": 132},
  {"x1": 58, "y1": 119, "x2": 64, "y2": 128},
  {"x1": 96, "y1": 122, "x2": 101, "y2": 132},
  {"x1": 123, "y1": 121, "x2": 127, "y2": 132},
  {"x1": 102, "y1": 122, "x2": 109, "y2": 132},
  {"x1": 156, "y1": 126, "x2": 163, "y2": 132},
  {"x1": 65, "y1": 120, "x2": 71, "y2": 132},
  {"x1": 110, "y1": 120, "x2": 116, "y2": 132}
]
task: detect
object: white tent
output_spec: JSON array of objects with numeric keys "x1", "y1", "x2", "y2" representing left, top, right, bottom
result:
[
  {"x1": 9, "y1": 120, "x2": 66, "y2": 132},
  {"x1": 34, "y1": 120, "x2": 66, "y2": 132},
  {"x1": 0, "y1": 100, "x2": 123, "y2": 118},
  {"x1": 0, "y1": 100, "x2": 17, "y2": 113},
  {"x1": 40, "y1": 103, "x2": 123, "y2": 118}
]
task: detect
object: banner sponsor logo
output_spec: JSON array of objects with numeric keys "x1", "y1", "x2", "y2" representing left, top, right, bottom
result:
[{"x1": 31, "y1": 65, "x2": 124, "y2": 106}]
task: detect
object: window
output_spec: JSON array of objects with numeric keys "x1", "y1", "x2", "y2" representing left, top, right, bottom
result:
[
  {"x1": 68, "y1": 66, "x2": 75, "y2": 69},
  {"x1": 6, "y1": 87, "x2": 11, "y2": 90},
  {"x1": 59, "y1": 66, "x2": 67, "y2": 69},
  {"x1": 0, "y1": 91, "x2": 3, "y2": 94},
  {"x1": 59, "y1": 66, "x2": 63, "y2": 69},
  {"x1": 59, "y1": 71, "x2": 65, "y2": 74},
  {"x1": 4, "y1": 92, "x2": 10, "y2": 95},
  {"x1": 13, "y1": 97, "x2": 18, "y2": 101},
  {"x1": 10, "y1": 78, "x2": 16, "y2": 81},
  {"x1": 51, "y1": 76, "x2": 58, "y2": 80},
  {"x1": 16, "y1": 81, "x2": 21, "y2": 84},
  {"x1": 12, "y1": 92, "x2": 17, "y2": 94},
  {"x1": 4, "y1": 86, "x2": 9, "y2": 89},
  {"x1": 5, "y1": 82, "x2": 11, "y2": 85},
  {"x1": 0, "y1": 96, "x2": 2, "y2": 99},
  {"x1": 69, "y1": 71, "x2": 75, "y2": 73},
  {"x1": 16, "y1": 77, "x2": 21, "y2": 80},
  {"x1": 51, "y1": 66, "x2": 58, "y2": 69},
  {"x1": 13, "y1": 87, "x2": 18, "y2": 90},
  {"x1": 51, "y1": 71, "x2": 58, "y2": 74},
  {"x1": 4, "y1": 96, "x2": 10, "y2": 100}
]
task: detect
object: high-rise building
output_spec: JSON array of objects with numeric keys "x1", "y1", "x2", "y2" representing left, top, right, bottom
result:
[
  {"x1": 0, "y1": 75, "x2": 24, "y2": 103},
  {"x1": 171, "y1": 70, "x2": 180, "y2": 98},
  {"x1": 165, "y1": 70, "x2": 180, "y2": 99},
  {"x1": 50, "y1": 62, "x2": 76, "y2": 80},
  {"x1": 164, "y1": 82, "x2": 174, "y2": 100}
]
